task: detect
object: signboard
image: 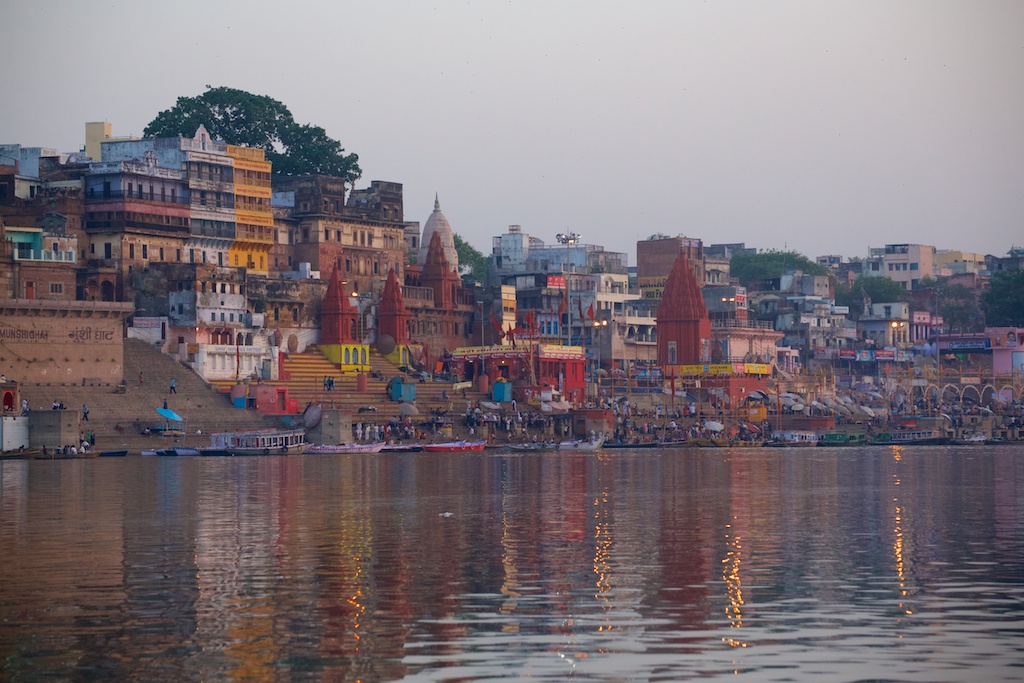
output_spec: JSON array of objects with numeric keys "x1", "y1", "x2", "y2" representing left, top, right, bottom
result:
[
  {"x1": 960, "y1": 377, "x2": 981, "y2": 385},
  {"x1": 839, "y1": 349, "x2": 856, "y2": 359},
  {"x1": 875, "y1": 349, "x2": 895, "y2": 361},
  {"x1": 133, "y1": 317, "x2": 163, "y2": 329},
  {"x1": 942, "y1": 339, "x2": 990, "y2": 351},
  {"x1": 676, "y1": 363, "x2": 771, "y2": 376},
  {"x1": 546, "y1": 275, "x2": 566, "y2": 289},
  {"x1": 856, "y1": 350, "x2": 875, "y2": 362}
]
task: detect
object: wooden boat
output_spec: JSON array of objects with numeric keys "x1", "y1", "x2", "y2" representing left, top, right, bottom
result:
[
  {"x1": 556, "y1": 437, "x2": 605, "y2": 451},
  {"x1": 506, "y1": 442, "x2": 557, "y2": 452},
  {"x1": 380, "y1": 444, "x2": 425, "y2": 453},
  {"x1": 765, "y1": 430, "x2": 819, "y2": 448},
  {"x1": 98, "y1": 449, "x2": 129, "y2": 457},
  {"x1": 32, "y1": 450, "x2": 97, "y2": 460},
  {"x1": 305, "y1": 442, "x2": 386, "y2": 454},
  {"x1": 870, "y1": 429, "x2": 948, "y2": 446},
  {"x1": 422, "y1": 440, "x2": 487, "y2": 452},
  {"x1": 204, "y1": 428, "x2": 307, "y2": 456},
  {"x1": 817, "y1": 431, "x2": 868, "y2": 447},
  {"x1": 603, "y1": 440, "x2": 661, "y2": 449}
]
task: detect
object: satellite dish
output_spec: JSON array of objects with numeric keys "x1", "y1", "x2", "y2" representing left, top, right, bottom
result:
[
  {"x1": 377, "y1": 334, "x2": 396, "y2": 355},
  {"x1": 302, "y1": 403, "x2": 322, "y2": 428}
]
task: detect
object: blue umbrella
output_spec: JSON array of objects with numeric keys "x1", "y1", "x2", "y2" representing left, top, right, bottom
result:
[{"x1": 156, "y1": 407, "x2": 183, "y2": 422}]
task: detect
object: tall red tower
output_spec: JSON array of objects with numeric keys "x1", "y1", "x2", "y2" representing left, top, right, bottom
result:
[
  {"x1": 420, "y1": 231, "x2": 460, "y2": 311},
  {"x1": 656, "y1": 252, "x2": 711, "y2": 365},
  {"x1": 376, "y1": 267, "x2": 411, "y2": 345},
  {"x1": 320, "y1": 266, "x2": 357, "y2": 344}
]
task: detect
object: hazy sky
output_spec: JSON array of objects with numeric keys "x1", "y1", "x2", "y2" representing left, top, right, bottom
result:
[{"x1": 3, "y1": 1, "x2": 1022, "y2": 263}]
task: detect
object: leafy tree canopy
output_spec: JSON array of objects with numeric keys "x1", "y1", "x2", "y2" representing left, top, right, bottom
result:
[
  {"x1": 981, "y1": 269, "x2": 1024, "y2": 327},
  {"x1": 914, "y1": 276, "x2": 984, "y2": 332},
  {"x1": 729, "y1": 249, "x2": 827, "y2": 288},
  {"x1": 835, "y1": 276, "x2": 908, "y2": 309},
  {"x1": 143, "y1": 86, "x2": 361, "y2": 182},
  {"x1": 453, "y1": 234, "x2": 488, "y2": 287}
]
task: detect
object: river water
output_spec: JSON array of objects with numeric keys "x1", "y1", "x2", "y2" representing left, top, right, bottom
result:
[{"x1": 1, "y1": 445, "x2": 1022, "y2": 682}]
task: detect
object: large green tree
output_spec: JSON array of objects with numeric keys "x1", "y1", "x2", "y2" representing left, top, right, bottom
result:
[
  {"x1": 144, "y1": 86, "x2": 361, "y2": 182},
  {"x1": 835, "y1": 276, "x2": 908, "y2": 309},
  {"x1": 982, "y1": 270, "x2": 1024, "y2": 326},
  {"x1": 915, "y1": 276, "x2": 984, "y2": 332},
  {"x1": 729, "y1": 249, "x2": 827, "y2": 288},
  {"x1": 453, "y1": 234, "x2": 488, "y2": 286}
]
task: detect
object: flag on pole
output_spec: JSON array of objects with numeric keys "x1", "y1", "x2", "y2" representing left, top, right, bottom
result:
[
  {"x1": 586, "y1": 302, "x2": 595, "y2": 321},
  {"x1": 558, "y1": 289, "x2": 567, "y2": 319},
  {"x1": 490, "y1": 311, "x2": 505, "y2": 340},
  {"x1": 577, "y1": 296, "x2": 584, "y2": 320}
]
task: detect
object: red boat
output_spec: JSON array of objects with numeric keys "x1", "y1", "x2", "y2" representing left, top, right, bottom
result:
[{"x1": 422, "y1": 440, "x2": 488, "y2": 452}]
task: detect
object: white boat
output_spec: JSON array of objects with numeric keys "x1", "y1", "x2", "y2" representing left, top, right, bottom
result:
[
  {"x1": 556, "y1": 437, "x2": 605, "y2": 451},
  {"x1": 766, "y1": 430, "x2": 819, "y2": 447},
  {"x1": 305, "y1": 442, "x2": 386, "y2": 454},
  {"x1": 205, "y1": 428, "x2": 307, "y2": 456}
]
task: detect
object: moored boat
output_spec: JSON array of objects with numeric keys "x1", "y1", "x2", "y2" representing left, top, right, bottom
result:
[
  {"x1": 869, "y1": 429, "x2": 948, "y2": 446},
  {"x1": 422, "y1": 440, "x2": 488, "y2": 452},
  {"x1": 98, "y1": 449, "x2": 129, "y2": 457},
  {"x1": 765, "y1": 430, "x2": 819, "y2": 448},
  {"x1": 817, "y1": 431, "x2": 868, "y2": 447},
  {"x1": 556, "y1": 437, "x2": 605, "y2": 451},
  {"x1": 603, "y1": 440, "x2": 662, "y2": 449},
  {"x1": 205, "y1": 428, "x2": 307, "y2": 456},
  {"x1": 506, "y1": 442, "x2": 557, "y2": 452},
  {"x1": 380, "y1": 444, "x2": 425, "y2": 453},
  {"x1": 305, "y1": 442, "x2": 386, "y2": 454}
]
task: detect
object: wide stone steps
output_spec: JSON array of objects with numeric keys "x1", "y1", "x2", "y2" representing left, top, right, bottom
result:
[{"x1": 18, "y1": 338, "x2": 280, "y2": 453}]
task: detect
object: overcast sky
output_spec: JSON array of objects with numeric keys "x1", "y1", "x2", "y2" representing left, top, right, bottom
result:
[{"x1": 2, "y1": 1, "x2": 1022, "y2": 264}]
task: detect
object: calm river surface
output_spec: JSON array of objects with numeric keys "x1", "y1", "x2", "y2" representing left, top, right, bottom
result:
[{"x1": 1, "y1": 445, "x2": 1022, "y2": 682}]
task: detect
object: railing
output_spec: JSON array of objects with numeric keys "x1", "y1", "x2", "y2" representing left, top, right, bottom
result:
[
  {"x1": 12, "y1": 249, "x2": 77, "y2": 263},
  {"x1": 85, "y1": 190, "x2": 191, "y2": 205},
  {"x1": 711, "y1": 319, "x2": 775, "y2": 330}
]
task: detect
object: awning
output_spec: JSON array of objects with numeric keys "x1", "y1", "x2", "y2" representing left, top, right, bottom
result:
[{"x1": 156, "y1": 407, "x2": 183, "y2": 422}]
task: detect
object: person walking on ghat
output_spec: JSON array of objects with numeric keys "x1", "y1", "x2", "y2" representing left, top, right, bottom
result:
[
  {"x1": 81, "y1": 404, "x2": 89, "y2": 422},
  {"x1": 169, "y1": 378, "x2": 176, "y2": 394}
]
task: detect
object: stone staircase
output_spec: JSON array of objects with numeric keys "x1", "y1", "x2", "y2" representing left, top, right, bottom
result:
[
  {"x1": 18, "y1": 338, "x2": 281, "y2": 453},
  {"x1": 208, "y1": 345, "x2": 490, "y2": 433}
]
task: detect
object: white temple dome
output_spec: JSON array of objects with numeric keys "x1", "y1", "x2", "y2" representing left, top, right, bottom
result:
[{"x1": 419, "y1": 194, "x2": 459, "y2": 272}]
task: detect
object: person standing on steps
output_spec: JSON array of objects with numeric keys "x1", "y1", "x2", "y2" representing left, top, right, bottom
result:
[
  {"x1": 82, "y1": 404, "x2": 89, "y2": 422},
  {"x1": 169, "y1": 378, "x2": 176, "y2": 394}
]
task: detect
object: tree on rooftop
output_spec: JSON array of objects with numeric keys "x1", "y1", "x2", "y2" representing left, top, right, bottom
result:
[
  {"x1": 729, "y1": 249, "x2": 827, "y2": 289},
  {"x1": 143, "y1": 86, "x2": 361, "y2": 183},
  {"x1": 453, "y1": 234, "x2": 488, "y2": 287},
  {"x1": 981, "y1": 270, "x2": 1024, "y2": 327}
]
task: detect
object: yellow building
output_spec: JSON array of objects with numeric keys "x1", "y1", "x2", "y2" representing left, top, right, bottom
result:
[
  {"x1": 226, "y1": 145, "x2": 273, "y2": 275},
  {"x1": 84, "y1": 121, "x2": 138, "y2": 161},
  {"x1": 933, "y1": 249, "x2": 986, "y2": 275}
]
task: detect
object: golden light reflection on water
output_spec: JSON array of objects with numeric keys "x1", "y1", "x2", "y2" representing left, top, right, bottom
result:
[
  {"x1": 499, "y1": 479, "x2": 521, "y2": 633},
  {"x1": 891, "y1": 445, "x2": 913, "y2": 630},
  {"x1": 722, "y1": 521, "x2": 746, "y2": 650}
]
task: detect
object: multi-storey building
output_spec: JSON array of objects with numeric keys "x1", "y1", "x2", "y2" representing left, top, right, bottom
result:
[
  {"x1": 637, "y1": 235, "x2": 704, "y2": 298},
  {"x1": 101, "y1": 125, "x2": 237, "y2": 269},
  {"x1": 82, "y1": 152, "x2": 191, "y2": 301},
  {"x1": 272, "y1": 176, "x2": 408, "y2": 295},
  {"x1": 862, "y1": 243, "x2": 935, "y2": 290},
  {"x1": 226, "y1": 145, "x2": 273, "y2": 275}
]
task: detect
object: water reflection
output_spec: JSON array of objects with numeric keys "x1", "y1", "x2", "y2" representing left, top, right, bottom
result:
[{"x1": 1, "y1": 446, "x2": 1022, "y2": 681}]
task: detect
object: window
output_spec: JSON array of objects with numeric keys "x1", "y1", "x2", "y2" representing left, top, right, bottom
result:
[
  {"x1": 273, "y1": 307, "x2": 279, "y2": 322},
  {"x1": 159, "y1": 247, "x2": 164, "y2": 261},
  {"x1": 141, "y1": 244, "x2": 148, "y2": 260},
  {"x1": 49, "y1": 282, "x2": 63, "y2": 295},
  {"x1": 105, "y1": 243, "x2": 112, "y2": 259},
  {"x1": 292, "y1": 308, "x2": 298, "y2": 322}
]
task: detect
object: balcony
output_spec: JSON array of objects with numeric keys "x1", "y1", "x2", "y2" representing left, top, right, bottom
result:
[
  {"x1": 85, "y1": 190, "x2": 190, "y2": 206},
  {"x1": 13, "y1": 249, "x2": 77, "y2": 263},
  {"x1": 711, "y1": 319, "x2": 775, "y2": 330}
]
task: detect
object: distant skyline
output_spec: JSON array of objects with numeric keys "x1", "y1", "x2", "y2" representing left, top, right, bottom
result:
[{"x1": 2, "y1": 1, "x2": 1022, "y2": 263}]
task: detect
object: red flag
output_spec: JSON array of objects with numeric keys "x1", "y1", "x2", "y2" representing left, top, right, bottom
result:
[
  {"x1": 577, "y1": 297, "x2": 584, "y2": 320},
  {"x1": 586, "y1": 302, "x2": 595, "y2": 321},
  {"x1": 558, "y1": 290, "x2": 567, "y2": 318},
  {"x1": 490, "y1": 311, "x2": 505, "y2": 340},
  {"x1": 507, "y1": 324, "x2": 517, "y2": 348}
]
